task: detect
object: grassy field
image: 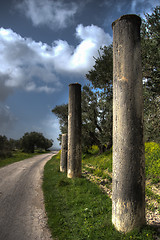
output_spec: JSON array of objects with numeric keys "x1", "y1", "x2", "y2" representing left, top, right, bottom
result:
[
  {"x1": 0, "y1": 150, "x2": 47, "y2": 168},
  {"x1": 43, "y1": 142, "x2": 160, "y2": 240}
]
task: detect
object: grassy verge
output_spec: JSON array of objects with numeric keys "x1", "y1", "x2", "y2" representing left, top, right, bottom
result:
[
  {"x1": 0, "y1": 150, "x2": 47, "y2": 168},
  {"x1": 83, "y1": 142, "x2": 160, "y2": 182},
  {"x1": 82, "y1": 143, "x2": 160, "y2": 215},
  {"x1": 43, "y1": 151, "x2": 158, "y2": 240}
]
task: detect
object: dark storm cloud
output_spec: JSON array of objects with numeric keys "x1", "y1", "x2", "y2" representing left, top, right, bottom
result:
[
  {"x1": 0, "y1": 73, "x2": 13, "y2": 101},
  {"x1": 0, "y1": 104, "x2": 16, "y2": 135}
]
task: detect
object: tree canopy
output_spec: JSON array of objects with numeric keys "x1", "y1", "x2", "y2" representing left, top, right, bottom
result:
[
  {"x1": 0, "y1": 132, "x2": 53, "y2": 158},
  {"x1": 21, "y1": 132, "x2": 53, "y2": 153},
  {"x1": 86, "y1": 45, "x2": 113, "y2": 91},
  {"x1": 141, "y1": 6, "x2": 160, "y2": 95},
  {"x1": 52, "y1": 104, "x2": 68, "y2": 143},
  {"x1": 52, "y1": 6, "x2": 160, "y2": 151},
  {"x1": 52, "y1": 85, "x2": 112, "y2": 152},
  {"x1": 0, "y1": 135, "x2": 12, "y2": 158}
]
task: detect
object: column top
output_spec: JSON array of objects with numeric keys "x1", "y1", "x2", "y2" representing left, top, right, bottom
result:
[
  {"x1": 62, "y1": 133, "x2": 68, "y2": 136},
  {"x1": 112, "y1": 14, "x2": 141, "y2": 29},
  {"x1": 69, "y1": 83, "x2": 81, "y2": 87}
]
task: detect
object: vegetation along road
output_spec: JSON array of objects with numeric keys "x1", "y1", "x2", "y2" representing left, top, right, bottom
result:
[{"x1": 0, "y1": 152, "x2": 57, "y2": 240}]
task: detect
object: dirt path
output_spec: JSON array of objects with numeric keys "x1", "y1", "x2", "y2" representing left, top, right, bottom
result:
[{"x1": 0, "y1": 152, "x2": 56, "y2": 240}]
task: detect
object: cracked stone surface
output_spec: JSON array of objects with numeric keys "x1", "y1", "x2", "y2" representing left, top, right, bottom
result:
[{"x1": 0, "y1": 152, "x2": 57, "y2": 240}]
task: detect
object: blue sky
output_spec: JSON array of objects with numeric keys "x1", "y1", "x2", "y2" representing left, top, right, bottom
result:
[{"x1": 0, "y1": 0, "x2": 159, "y2": 148}]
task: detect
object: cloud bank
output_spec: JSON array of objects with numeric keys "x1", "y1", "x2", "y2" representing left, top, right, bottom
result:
[
  {"x1": 52, "y1": 24, "x2": 112, "y2": 73},
  {"x1": 0, "y1": 25, "x2": 112, "y2": 99},
  {"x1": 16, "y1": 0, "x2": 78, "y2": 30},
  {"x1": 0, "y1": 27, "x2": 59, "y2": 99}
]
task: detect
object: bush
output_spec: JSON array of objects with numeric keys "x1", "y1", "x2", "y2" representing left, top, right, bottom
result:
[
  {"x1": 145, "y1": 142, "x2": 160, "y2": 182},
  {"x1": 88, "y1": 145, "x2": 99, "y2": 155},
  {"x1": 0, "y1": 135, "x2": 12, "y2": 159}
]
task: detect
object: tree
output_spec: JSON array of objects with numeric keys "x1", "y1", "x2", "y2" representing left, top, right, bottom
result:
[
  {"x1": 86, "y1": 7, "x2": 160, "y2": 95},
  {"x1": 86, "y1": 45, "x2": 113, "y2": 91},
  {"x1": 85, "y1": 45, "x2": 113, "y2": 151},
  {"x1": 141, "y1": 6, "x2": 160, "y2": 95},
  {"x1": 0, "y1": 135, "x2": 12, "y2": 158},
  {"x1": 82, "y1": 85, "x2": 112, "y2": 152},
  {"x1": 43, "y1": 138, "x2": 54, "y2": 151},
  {"x1": 21, "y1": 132, "x2": 53, "y2": 153},
  {"x1": 143, "y1": 87, "x2": 160, "y2": 142},
  {"x1": 52, "y1": 47, "x2": 113, "y2": 152},
  {"x1": 8, "y1": 138, "x2": 21, "y2": 151},
  {"x1": 141, "y1": 6, "x2": 160, "y2": 142},
  {"x1": 52, "y1": 104, "x2": 68, "y2": 144},
  {"x1": 52, "y1": 85, "x2": 112, "y2": 152},
  {"x1": 52, "y1": 6, "x2": 160, "y2": 150},
  {"x1": 85, "y1": 6, "x2": 160, "y2": 143}
]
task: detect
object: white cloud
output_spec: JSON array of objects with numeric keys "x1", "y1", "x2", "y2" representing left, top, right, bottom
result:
[
  {"x1": 52, "y1": 24, "x2": 112, "y2": 73},
  {"x1": 16, "y1": 0, "x2": 78, "y2": 29},
  {"x1": 0, "y1": 24, "x2": 112, "y2": 99},
  {"x1": 0, "y1": 27, "x2": 60, "y2": 97}
]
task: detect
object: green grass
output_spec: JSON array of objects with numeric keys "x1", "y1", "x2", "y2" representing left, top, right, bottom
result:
[
  {"x1": 43, "y1": 153, "x2": 157, "y2": 240},
  {"x1": 82, "y1": 148, "x2": 112, "y2": 173},
  {"x1": 0, "y1": 150, "x2": 46, "y2": 168},
  {"x1": 83, "y1": 142, "x2": 160, "y2": 184}
]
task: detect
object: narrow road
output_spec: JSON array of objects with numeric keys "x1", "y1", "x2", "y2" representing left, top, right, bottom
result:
[{"x1": 0, "y1": 152, "x2": 56, "y2": 240}]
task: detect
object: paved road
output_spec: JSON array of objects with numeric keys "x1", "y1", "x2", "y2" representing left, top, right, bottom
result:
[{"x1": 0, "y1": 152, "x2": 56, "y2": 240}]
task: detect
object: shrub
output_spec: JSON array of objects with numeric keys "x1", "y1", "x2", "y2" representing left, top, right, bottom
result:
[
  {"x1": 88, "y1": 145, "x2": 99, "y2": 155},
  {"x1": 145, "y1": 142, "x2": 160, "y2": 182},
  {"x1": 0, "y1": 135, "x2": 12, "y2": 159}
]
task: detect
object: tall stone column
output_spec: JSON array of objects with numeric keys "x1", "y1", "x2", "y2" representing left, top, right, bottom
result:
[
  {"x1": 60, "y1": 133, "x2": 68, "y2": 172},
  {"x1": 67, "y1": 83, "x2": 82, "y2": 178},
  {"x1": 112, "y1": 15, "x2": 145, "y2": 233}
]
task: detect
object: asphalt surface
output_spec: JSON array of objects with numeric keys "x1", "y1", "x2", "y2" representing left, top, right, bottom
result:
[{"x1": 0, "y1": 152, "x2": 56, "y2": 240}]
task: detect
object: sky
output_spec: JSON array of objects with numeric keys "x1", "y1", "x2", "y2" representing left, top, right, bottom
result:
[{"x1": 0, "y1": 0, "x2": 159, "y2": 149}]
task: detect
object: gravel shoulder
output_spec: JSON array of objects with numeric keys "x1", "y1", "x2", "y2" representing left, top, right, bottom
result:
[{"x1": 0, "y1": 152, "x2": 57, "y2": 240}]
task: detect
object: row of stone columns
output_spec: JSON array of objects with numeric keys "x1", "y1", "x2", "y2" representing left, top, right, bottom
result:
[
  {"x1": 60, "y1": 83, "x2": 82, "y2": 178},
  {"x1": 60, "y1": 14, "x2": 145, "y2": 233}
]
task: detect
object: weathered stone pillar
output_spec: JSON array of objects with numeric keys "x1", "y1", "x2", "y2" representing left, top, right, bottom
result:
[
  {"x1": 112, "y1": 15, "x2": 145, "y2": 233},
  {"x1": 67, "y1": 83, "x2": 81, "y2": 178},
  {"x1": 60, "y1": 133, "x2": 68, "y2": 172}
]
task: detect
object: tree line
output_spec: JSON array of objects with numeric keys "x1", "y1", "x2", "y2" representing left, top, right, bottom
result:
[
  {"x1": 52, "y1": 6, "x2": 160, "y2": 153},
  {"x1": 0, "y1": 132, "x2": 53, "y2": 158}
]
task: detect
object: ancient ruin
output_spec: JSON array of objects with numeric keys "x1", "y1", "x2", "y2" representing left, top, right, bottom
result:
[
  {"x1": 60, "y1": 133, "x2": 68, "y2": 172},
  {"x1": 112, "y1": 15, "x2": 145, "y2": 232},
  {"x1": 67, "y1": 83, "x2": 82, "y2": 178}
]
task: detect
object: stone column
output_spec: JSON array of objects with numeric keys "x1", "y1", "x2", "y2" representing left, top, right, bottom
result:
[
  {"x1": 60, "y1": 133, "x2": 68, "y2": 172},
  {"x1": 67, "y1": 83, "x2": 81, "y2": 178},
  {"x1": 112, "y1": 15, "x2": 145, "y2": 233}
]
